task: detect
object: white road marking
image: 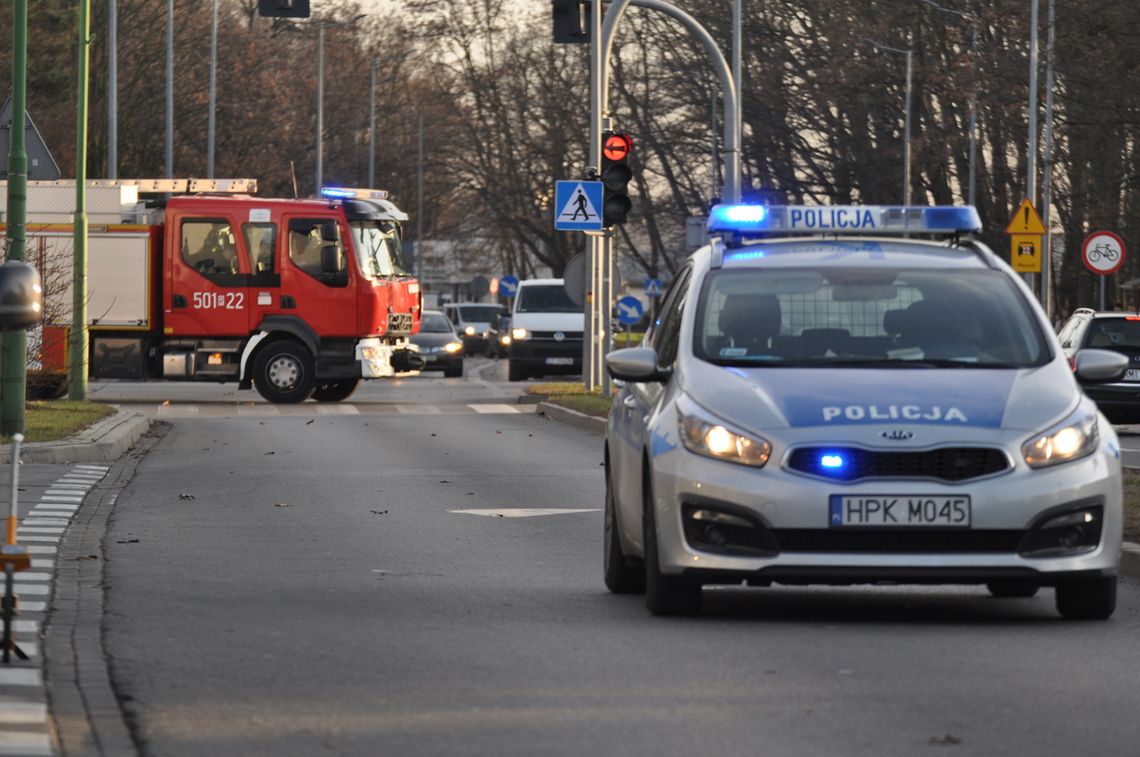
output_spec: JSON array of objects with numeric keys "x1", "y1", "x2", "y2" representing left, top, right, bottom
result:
[
  {"x1": 25, "y1": 546, "x2": 56, "y2": 555},
  {"x1": 0, "y1": 703, "x2": 46, "y2": 724},
  {"x1": 0, "y1": 669, "x2": 41, "y2": 686},
  {"x1": 18, "y1": 528, "x2": 65, "y2": 535},
  {"x1": 450, "y1": 508, "x2": 601, "y2": 517},
  {"x1": 395, "y1": 404, "x2": 440, "y2": 414},
  {"x1": 12, "y1": 573, "x2": 50, "y2": 582},
  {"x1": 33, "y1": 504, "x2": 79, "y2": 511},
  {"x1": 316, "y1": 404, "x2": 360, "y2": 415},
  {"x1": 16, "y1": 536, "x2": 60, "y2": 544},
  {"x1": 468, "y1": 404, "x2": 521, "y2": 414},
  {"x1": 19, "y1": 602, "x2": 45, "y2": 612},
  {"x1": 12, "y1": 584, "x2": 48, "y2": 596},
  {"x1": 0, "y1": 732, "x2": 53, "y2": 756}
]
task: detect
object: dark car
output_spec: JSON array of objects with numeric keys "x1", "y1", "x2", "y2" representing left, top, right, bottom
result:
[
  {"x1": 411, "y1": 310, "x2": 464, "y2": 378},
  {"x1": 1058, "y1": 308, "x2": 1140, "y2": 422},
  {"x1": 441, "y1": 302, "x2": 504, "y2": 356}
]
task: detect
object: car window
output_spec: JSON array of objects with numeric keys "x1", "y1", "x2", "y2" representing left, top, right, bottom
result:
[
  {"x1": 457, "y1": 305, "x2": 502, "y2": 322},
  {"x1": 1083, "y1": 317, "x2": 1140, "y2": 354},
  {"x1": 1057, "y1": 315, "x2": 1083, "y2": 348},
  {"x1": 652, "y1": 267, "x2": 692, "y2": 366},
  {"x1": 420, "y1": 313, "x2": 453, "y2": 333},
  {"x1": 516, "y1": 284, "x2": 578, "y2": 313},
  {"x1": 693, "y1": 267, "x2": 1049, "y2": 367}
]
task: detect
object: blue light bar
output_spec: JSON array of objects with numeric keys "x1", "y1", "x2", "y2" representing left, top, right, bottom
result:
[
  {"x1": 819, "y1": 454, "x2": 846, "y2": 469},
  {"x1": 707, "y1": 204, "x2": 982, "y2": 236},
  {"x1": 320, "y1": 186, "x2": 391, "y2": 200}
]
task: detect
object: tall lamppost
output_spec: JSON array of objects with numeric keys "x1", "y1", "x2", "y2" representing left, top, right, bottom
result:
[
  {"x1": 315, "y1": 14, "x2": 366, "y2": 193},
  {"x1": 368, "y1": 57, "x2": 401, "y2": 188},
  {"x1": 919, "y1": 0, "x2": 979, "y2": 206},
  {"x1": 866, "y1": 38, "x2": 913, "y2": 206}
]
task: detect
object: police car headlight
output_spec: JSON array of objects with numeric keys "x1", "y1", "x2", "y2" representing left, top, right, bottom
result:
[
  {"x1": 511, "y1": 327, "x2": 530, "y2": 341},
  {"x1": 678, "y1": 397, "x2": 771, "y2": 468},
  {"x1": 1022, "y1": 410, "x2": 1099, "y2": 469}
]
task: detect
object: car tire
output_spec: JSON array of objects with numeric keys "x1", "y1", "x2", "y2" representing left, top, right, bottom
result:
[
  {"x1": 444, "y1": 364, "x2": 463, "y2": 378},
  {"x1": 508, "y1": 362, "x2": 527, "y2": 382},
  {"x1": 986, "y1": 580, "x2": 1039, "y2": 599},
  {"x1": 604, "y1": 456, "x2": 645, "y2": 594},
  {"x1": 311, "y1": 378, "x2": 360, "y2": 402},
  {"x1": 1055, "y1": 576, "x2": 1116, "y2": 620},
  {"x1": 643, "y1": 469, "x2": 701, "y2": 615},
  {"x1": 252, "y1": 341, "x2": 315, "y2": 404}
]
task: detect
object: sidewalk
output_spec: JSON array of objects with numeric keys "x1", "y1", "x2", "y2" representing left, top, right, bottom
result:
[
  {"x1": 0, "y1": 409, "x2": 150, "y2": 465},
  {"x1": 534, "y1": 400, "x2": 1140, "y2": 581}
]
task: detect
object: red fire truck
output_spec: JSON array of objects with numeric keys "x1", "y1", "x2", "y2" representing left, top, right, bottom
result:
[{"x1": 4, "y1": 179, "x2": 423, "y2": 403}]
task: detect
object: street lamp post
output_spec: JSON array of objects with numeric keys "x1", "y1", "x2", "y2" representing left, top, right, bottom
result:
[
  {"x1": 919, "y1": 0, "x2": 979, "y2": 206},
  {"x1": 315, "y1": 14, "x2": 366, "y2": 193},
  {"x1": 866, "y1": 38, "x2": 913, "y2": 205}
]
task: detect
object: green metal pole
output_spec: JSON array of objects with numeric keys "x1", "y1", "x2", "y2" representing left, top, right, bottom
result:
[
  {"x1": 1, "y1": 0, "x2": 30, "y2": 436},
  {"x1": 69, "y1": 0, "x2": 90, "y2": 401}
]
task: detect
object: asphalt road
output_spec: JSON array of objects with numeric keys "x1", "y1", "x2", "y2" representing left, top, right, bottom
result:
[{"x1": 90, "y1": 359, "x2": 1140, "y2": 757}]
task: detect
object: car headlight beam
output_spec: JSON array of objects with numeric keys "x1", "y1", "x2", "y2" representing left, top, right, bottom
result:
[
  {"x1": 678, "y1": 399, "x2": 771, "y2": 468},
  {"x1": 1022, "y1": 410, "x2": 1099, "y2": 469},
  {"x1": 511, "y1": 327, "x2": 530, "y2": 341}
]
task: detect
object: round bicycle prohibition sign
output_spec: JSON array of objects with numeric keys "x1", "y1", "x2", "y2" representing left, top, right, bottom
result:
[
  {"x1": 603, "y1": 133, "x2": 632, "y2": 162},
  {"x1": 1081, "y1": 231, "x2": 1127, "y2": 275}
]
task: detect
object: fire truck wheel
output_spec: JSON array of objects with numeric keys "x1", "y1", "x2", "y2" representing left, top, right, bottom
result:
[
  {"x1": 252, "y1": 341, "x2": 316, "y2": 404},
  {"x1": 311, "y1": 378, "x2": 360, "y2": 402}
]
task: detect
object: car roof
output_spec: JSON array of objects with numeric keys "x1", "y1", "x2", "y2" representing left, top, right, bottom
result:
[{"x1": 518, "y1": 278, "x2": 564, "y2": 286}]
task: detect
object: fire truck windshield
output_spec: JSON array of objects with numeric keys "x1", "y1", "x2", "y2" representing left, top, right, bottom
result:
[{"x1": 350, "y1": 221, "x2": 411, "y2": 278}]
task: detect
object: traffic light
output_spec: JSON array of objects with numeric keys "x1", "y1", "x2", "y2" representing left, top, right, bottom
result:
[
  {"x1": 552, "y1": 0, "x2": 590, "y2": 44},
  {"x1": 600, "y1": 132, "x2": 633, "y2": 226},
  {"x1": 258, "y1": 0, "x2": 310, "y2": 18}
]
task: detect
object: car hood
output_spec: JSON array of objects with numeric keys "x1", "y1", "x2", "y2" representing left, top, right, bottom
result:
[
  {"x1": 411, "y1": 332, "x2": 458, "y2": 348},
  {"x1": 680, "y1": 358, "x2": 1079, "y2": 434},
  {"x1": 511, "y1": 312, "x2": 585, "y2": 331}
]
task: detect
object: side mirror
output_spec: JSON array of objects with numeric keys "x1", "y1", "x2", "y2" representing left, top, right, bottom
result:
[
  {"x1": 320, "y1": 246, "x2": 345, "y2": 274},
  {"x1": 0, "y1": 262, "x2": 43, "y2": 331},
  {"x1": 319, "y1": 221, "x2": 339, "y2": 243},
  {"x1": 605, "y1": 347, "x2": 671, "y2": 383},
  {"x1": 1073, "y1": 348, "x2": 1129, "y2": 384}
]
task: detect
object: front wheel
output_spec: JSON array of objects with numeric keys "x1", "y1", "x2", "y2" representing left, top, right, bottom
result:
[
  {"x1": 1055, "y1": 576, "x2": 1116, "y2": 620},
  {"x1": 252, "y1": 341, "x2": 315, "y2": 404},
  {"x1": 604, "y1": 457, "x2": 645, "y2": 594},
  {"x1": 311, "y1": 378, "x2": 360, "y2": 402},
  {"x1": 643, "y1": 470, "x2": 701, "y2": 615}
]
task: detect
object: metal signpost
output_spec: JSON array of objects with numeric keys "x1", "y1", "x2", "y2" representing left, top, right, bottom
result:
[{"x1": 1082, "y1": 232, "x2": 1127, "y2": 311}]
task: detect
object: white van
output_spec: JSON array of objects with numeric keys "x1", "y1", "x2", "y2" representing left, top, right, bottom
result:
[{"x1": 508, "y1": 278, "x2": 584, "y2": 381}]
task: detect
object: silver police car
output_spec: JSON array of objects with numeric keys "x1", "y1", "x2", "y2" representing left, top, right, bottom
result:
[{"x1": 604, "y1": 204, "x2": 1128, "y2": 618}]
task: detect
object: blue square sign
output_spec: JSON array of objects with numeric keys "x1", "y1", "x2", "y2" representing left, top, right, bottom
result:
[{"x1": 554, "y1": 181, "x2": 604, "y2": 231}]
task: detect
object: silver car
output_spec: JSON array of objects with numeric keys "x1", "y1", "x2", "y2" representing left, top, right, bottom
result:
[{"x1": 604, "y1": 204, "x2": 1128, "y2": 618}]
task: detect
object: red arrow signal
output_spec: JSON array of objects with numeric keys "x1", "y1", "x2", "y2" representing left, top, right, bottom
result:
[{"x1": 603, "y1": 133, "x2": 632, "y2": 162}]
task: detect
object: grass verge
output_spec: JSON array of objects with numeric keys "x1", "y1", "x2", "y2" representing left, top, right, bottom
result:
[
  {"x1": 1123, "y1": 469, "x2": 1140, "y2": 544},
  {"x1": 1, "y1": 401, "x2": 115, "y2": 444}
]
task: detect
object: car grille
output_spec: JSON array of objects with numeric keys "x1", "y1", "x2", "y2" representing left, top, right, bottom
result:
[
  {"x1": 387, "y1": 313, "x2": 414, "y2": 334},
  {"x1": 771, "y1": 529, "x2": 1023, "y2": 554},
  {"x1": 786, "y1": 446, "x2": 1010, "y2": 482},
  {"x1": 528, "y1": 331, "x2": 584, "y2": 341}
]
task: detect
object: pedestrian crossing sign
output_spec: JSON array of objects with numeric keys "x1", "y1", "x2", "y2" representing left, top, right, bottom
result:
[{"x1": 554, "y1": 180, "x2": 604, "y2": 231}]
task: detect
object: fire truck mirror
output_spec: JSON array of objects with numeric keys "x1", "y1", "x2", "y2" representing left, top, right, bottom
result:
[
  {"x1": 319, "y1": 221, "x2": 339, "y2": 243},
  {"x1": 320, "y1": 245, "x2": 345, "y2": 274},
  {"x1": 0, "y1": 262, "x2": 44, "y2": 332}
]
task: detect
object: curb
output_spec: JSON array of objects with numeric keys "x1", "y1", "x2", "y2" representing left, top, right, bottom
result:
[
  {"x1": 0, "y1": 408, "x2": 150, "y2": 464},
  {"x1": 534, "y1": 401, "x2": 607, "y2": 433},
  {"x1": 532, "y1": 399, "x2": 1140, "y2": 583}
]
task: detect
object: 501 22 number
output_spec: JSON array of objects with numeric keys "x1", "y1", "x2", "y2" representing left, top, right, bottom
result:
[{"x1": 192, "y1": 292, "x2": 245, "y2": 310}]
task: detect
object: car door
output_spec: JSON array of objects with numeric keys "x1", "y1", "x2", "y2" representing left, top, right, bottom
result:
[
  {"x1": 611, "y1": 266, "x2": 692, "y2": 550},
  {"x1": 165, "y1": 213, "x2": 250, "y2": 337},
  {"x1": 279, "y1": 214, "x2": 358, "y2": 336}
]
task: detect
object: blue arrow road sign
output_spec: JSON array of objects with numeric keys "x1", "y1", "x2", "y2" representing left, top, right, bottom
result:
[
  {"x1": 616, "y1": 295, "x2": 644, "y2": 325},
  {"x1": 554, "y1": 181, "x2": 604, "y2": 231},
  {"x1": 499, "y1": 275, "x2": 519, "y2": 298},
  {"x1": 645, "y1": 278, "x2": 664, "y2": 297}
]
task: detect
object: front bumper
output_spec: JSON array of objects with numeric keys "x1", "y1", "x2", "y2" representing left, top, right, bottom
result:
[
  {"x1": 648, "y1": 441, "x2": 1123, "y2": 585},
  {"x1": 509, "y1": 338, "x2": 583, "y2": 373}
]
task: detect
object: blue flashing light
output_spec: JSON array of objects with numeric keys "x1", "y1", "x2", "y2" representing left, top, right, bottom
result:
[
  {"x1": 724, "y1": 250, "x2": 766, "y2": 262},
  {"x1": 321, "y1": 186, "x2": 358, "y2": 199},
  {"x1": 819, "y1": 453, "x2": 846, "y2": 470},
  {"x1": 707, "y1": 204, "x2": 983, "y2": 237}
]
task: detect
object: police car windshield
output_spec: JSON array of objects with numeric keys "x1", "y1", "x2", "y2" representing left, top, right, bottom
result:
[{"x1": 694, "y1": 268, "x2": 1049, "y2": 368}]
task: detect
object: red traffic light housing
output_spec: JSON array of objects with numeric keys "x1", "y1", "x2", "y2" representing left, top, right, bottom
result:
[{"x1": 601, "y1": 132, "x2": 633, "y2": 226}]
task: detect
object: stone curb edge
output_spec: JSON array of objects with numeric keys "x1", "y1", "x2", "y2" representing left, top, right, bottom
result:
[
  {"x1": 534, "y1": 400, "x2": 1140, "y2": 582},
  {"x1": 0, "y1": 408, "x2": 151, "y2": 464}
]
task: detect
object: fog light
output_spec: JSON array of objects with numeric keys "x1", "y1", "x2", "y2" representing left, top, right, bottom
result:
[
  {"x1": 1018, "y1": 505, "x2": 1103, "y2": 557},
  {"x1": 680, "y1": 504, "x2": 779, "y2": 556},
  {"x1": 703, "y1": 525, "x2": 729, "y2": 548},
  {"x1": 1058, "y1": 527, "x2": 1084, "y2": 549}
]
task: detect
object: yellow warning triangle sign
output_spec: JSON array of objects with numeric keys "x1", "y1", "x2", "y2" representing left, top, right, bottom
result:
[{"x1": 1005, "y1": 198, "x2": 1046, "y2": 235}]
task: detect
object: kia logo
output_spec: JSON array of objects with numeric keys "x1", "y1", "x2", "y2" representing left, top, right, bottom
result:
[
  {"x1": 880, "y1": 429, "x2": 915, "y2": 441},
  {"x1": 554, "y1": 331, "x2": 565, "y2": 342}
]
